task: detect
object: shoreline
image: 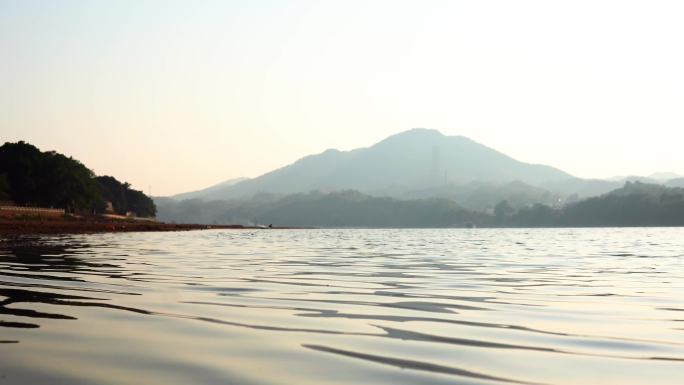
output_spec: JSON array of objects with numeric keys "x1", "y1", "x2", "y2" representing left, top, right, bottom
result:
[{"x1": 0, "y1": 216, "x2": 266, "y2": 235}]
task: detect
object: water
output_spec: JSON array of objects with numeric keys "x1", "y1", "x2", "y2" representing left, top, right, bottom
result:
[{"x1": 1, "y1": 228, "x2": 683, "y2": 385}]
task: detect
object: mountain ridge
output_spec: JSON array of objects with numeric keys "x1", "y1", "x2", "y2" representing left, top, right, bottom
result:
[
  {"x1": 172, "y1": 177, "x2": 249, "y2": 201},
  {"x1": 176, "y1": 128, "x2": 574, "y2": 201}
]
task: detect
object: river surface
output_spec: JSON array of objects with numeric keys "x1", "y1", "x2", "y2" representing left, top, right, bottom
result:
[{"x1": 1, "y1": 228, "x2": 683, "y2": 385}]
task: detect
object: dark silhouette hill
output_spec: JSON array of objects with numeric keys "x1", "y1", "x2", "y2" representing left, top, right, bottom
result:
[{"x1": 0, "y1": 141, "x2": 155, "y2": 217}]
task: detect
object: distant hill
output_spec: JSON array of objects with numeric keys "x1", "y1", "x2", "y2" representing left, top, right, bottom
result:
[
  {"x1": 157, "y1": 128, "x2": 684, "y2": 227},
  {"x1": 156, "y1": 182, "x2": 684, "y2": 228},
  {"x1": 399, "y1": 180, "x2": 561, "y2": 211},
  {"x1": 582, "y1": 174, "x2": 684, "y2": 194},
  {"x1": 666, "y1": 178, "x2": 684, "y2": 188},
  {"x1": 510, "y1": 181, "x2": 684, "y2": 227},
  {"x1": 649, "y1": 172, "x2": 682, "y2": 181},
  {"x1": 171, "y1": 177, "x2": 249, "y2": 201},
  {"x1": 156, "y1": 190, "x2": 491, "y2": 227},
  {"x1": 607, "y1": 180, "x2": 682, "y2": 197},
  {"x1": 178, "y1": 129, "x2": 574, "y2": 201},
  {"x1": 168, "y1": 129, "x2": 683, "y2": 209},
  {"x1": 541, "y1": 178, "x2": 621, "y2": 198}
]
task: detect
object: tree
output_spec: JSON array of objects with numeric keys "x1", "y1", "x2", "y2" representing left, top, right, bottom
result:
[
  {"x1": 0, "y1": 173, "x2": 10, "y2": 200},
  {"x1": 96, "y1": 175, "x2": 156, "y2": 217},
  {"x1": 0, "y1": 141, "x2": 155, "y2": 215},
  {"x1": 0, "y1": 141, "x2": 44, "y2": 204},
  {"x1": 494, "y1": 200, "x2": 514, "y2": 222},
  {"x1": 125, "y1": 188, "x2": 156, "y2": 217},
  {"x1": 96, "y1": 176, "x2": 129, "y2": 214},
  {"x1": 38, "y1": 151, "x2": 103, "y2": 212}
]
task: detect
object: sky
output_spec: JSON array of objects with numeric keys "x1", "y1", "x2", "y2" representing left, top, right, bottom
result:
[{"x1": 1, "y1": 0, "x2": 683, "y2": 196}]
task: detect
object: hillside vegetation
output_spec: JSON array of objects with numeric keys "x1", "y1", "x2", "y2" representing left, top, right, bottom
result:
[
  {"x1": 0, "y1": 141, "x2": 155, "y2": 217},
  {"x1": 157, "y1": 182, "x2": 684, "y2": 227}
]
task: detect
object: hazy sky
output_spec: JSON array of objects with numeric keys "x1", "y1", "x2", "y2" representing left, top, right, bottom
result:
[{"x1": 2, "y1": 0, "x2": 683, "y2": 195}]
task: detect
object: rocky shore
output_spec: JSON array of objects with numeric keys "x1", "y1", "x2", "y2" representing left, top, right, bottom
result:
[{"x1": 0, "y1": 216, "x2": 253, "y2": 235}]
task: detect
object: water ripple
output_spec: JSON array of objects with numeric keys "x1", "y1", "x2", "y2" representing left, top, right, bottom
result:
[{"x1": 1, "y1": 228, "x2": 684, "y2": 385}]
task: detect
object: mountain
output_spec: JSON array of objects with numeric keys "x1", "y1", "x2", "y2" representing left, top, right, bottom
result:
[
  {"x1": 171, "y1": 177, "x2": 249, "y2": 201},
  {"x1": 398, "y1": 180, "x2": 561, "y2": 211},
  {"x1": 156, "y1": 190, "x2": 492, "y2": 227},
  {"x1": 156, "y1": 182, "x2": 684, "y2": 228},
  {"x1": 540, "y1": 178, "x2": 621, "y2": 198},
  {"x1": 606, "y1": 180, "x2": 679, "y2": 197},
  {"x1": 649, "y1": 172, "x2": 682, "y2": 181},
  {"x1": 559, "y1": 174, "x2": 684, "y2": 198},
  {"x1": 181, "y1": 129, "x2": 574, "y2": 201},
  {"x1": 552, "y1": 181, "x2": 684, "y2": 227},
  {"x1": 666, "y1": 178, "x2": 684, "y2": 188},
  {"x1": 607, "y1": 175, "x2": 658, "y2": 184}
]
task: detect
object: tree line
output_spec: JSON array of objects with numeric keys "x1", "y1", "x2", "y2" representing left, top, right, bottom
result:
[
  {"x1": 0, "y1": 141, "x2": 155, "y2": 217},
  {"x1": 156, "y1": 182, "x2": 684, "y2": 228},
  {"x1": 500, "y1": 182, "x2": 684, "y2": 227}
]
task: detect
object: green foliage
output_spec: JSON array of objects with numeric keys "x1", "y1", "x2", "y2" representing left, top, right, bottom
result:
[
  {"x1": 124, "y1": 187, "x2": 156, "y2": 217},
  {"x1": 96, "y1": 175, "x2": 128, "y2": 214},
  {"x1": 38, "y1": 151, "x2": 103, "y2": 212},
  {"x1": 95, "y1": 176, "x2": 156, "y2": 217},
  {"x1": 0, "y1": 141, "x2": 155, "y2": 216},
  {"x1": 0, "y1": 141, "x2": 102, "y2": 211}
]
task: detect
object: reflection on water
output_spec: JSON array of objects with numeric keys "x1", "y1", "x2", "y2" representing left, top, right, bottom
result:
[{"x1": 1, "y1": 229, "x2": 683, "y2": 385}]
